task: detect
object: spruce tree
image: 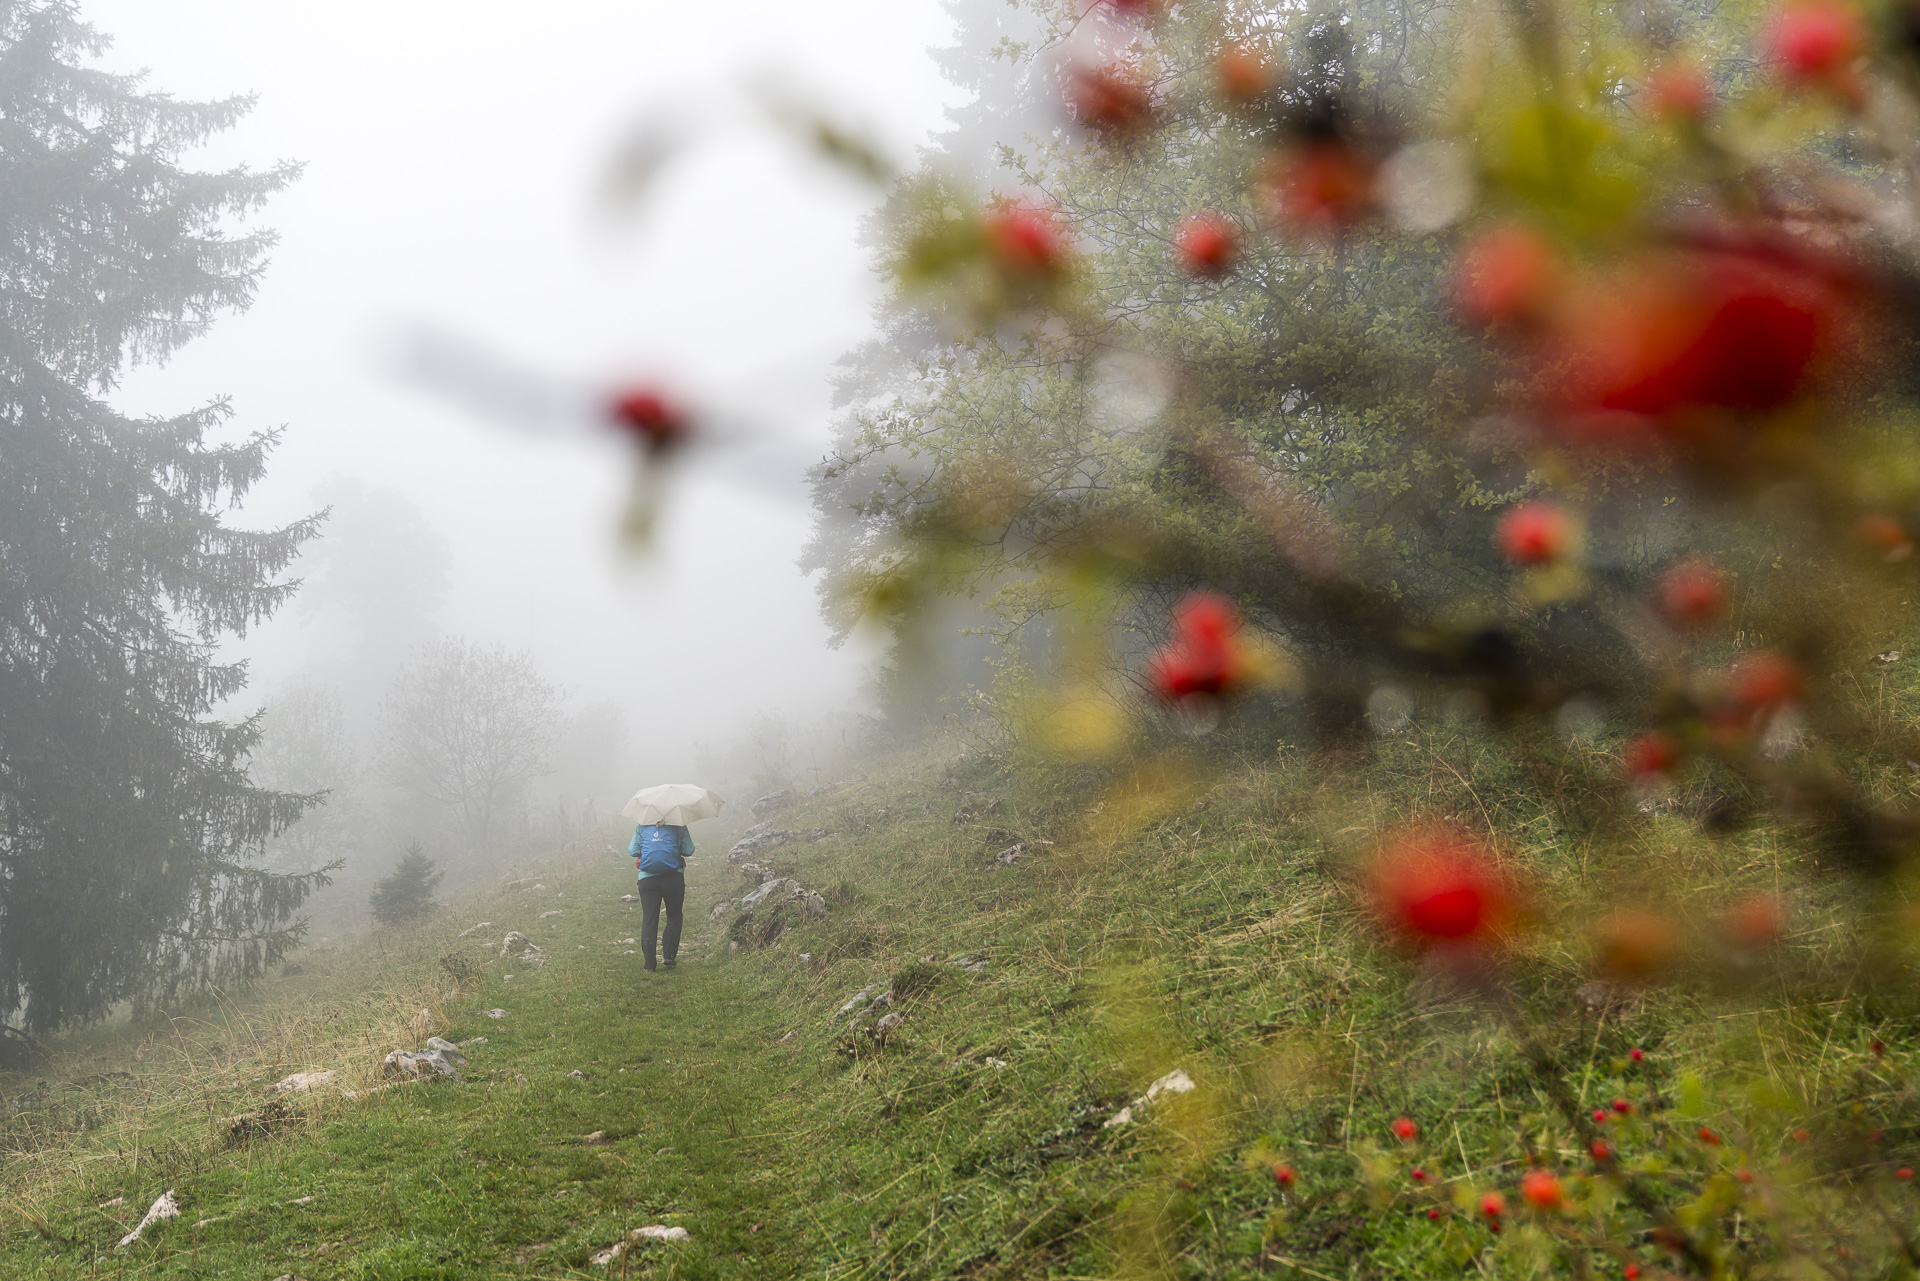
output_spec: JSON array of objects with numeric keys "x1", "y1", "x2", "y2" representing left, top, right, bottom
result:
[
  {"x1": 369, "y1": 846, "x2": 442, "y2": 927},
  {"x1": 0, "y1": 1, "x2": 325, "y2": 1033}
]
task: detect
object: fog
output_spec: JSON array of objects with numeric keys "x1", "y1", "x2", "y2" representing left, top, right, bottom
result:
[{"x1": 81, "y1": 0, "x2": 961, "y2": 792}]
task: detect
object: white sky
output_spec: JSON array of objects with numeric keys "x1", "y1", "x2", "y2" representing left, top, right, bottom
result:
[{"x1": 82, "y1": 0, "x2": 960, "y2": 765}]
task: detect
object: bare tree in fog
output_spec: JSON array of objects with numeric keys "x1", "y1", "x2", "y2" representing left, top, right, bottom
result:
[
  {"x1": 379, "y1": 639, "x2": 561, "y2": 854},
  {"x1": 251, "y1": 683, "x2": 359, "y2": 875}
]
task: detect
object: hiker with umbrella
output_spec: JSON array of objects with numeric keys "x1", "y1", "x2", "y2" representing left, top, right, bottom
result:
[{"x1": 621, "y1": 784, "x2": 723, "y2": 971}]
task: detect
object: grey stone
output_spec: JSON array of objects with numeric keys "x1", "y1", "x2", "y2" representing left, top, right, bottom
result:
[
  {"x1": 456, "y1": 921, "x2": 493, "y2": 938},
  {"x1": 726, "y1": 829, "x2": 798, "y2": 864},
  {"x1": 620, "y1": 894, "x2": 638, "y2": 903},
  {"x1": 737, "y1": 861, "x2": 780, "y2": 884},
  {"x1": 948, "y1": 953, "x2": 989, "y2": 972},
  {"x1": 499, "y1": 931, "x2": 534, "y2": 959},
  {"x1": 993, "y1": 843, "x2": 1024, "y2": 866},
  {"x1": 485, "y1": 1008, "x2": 508, "y2": 1019},
  {"x1": 875, "y1": 1011, "x2": 905, "y2": 1033},
  {"x1": 382, "y1": 1048, "x2": 459, "y2": 1081},
  {"x1": 538, "y1": 909, "x2": 562, "y2": 920},
  {"x1": 830, "y1": 983, "x2": 887, "y2": 1024},
  {"x1": 424, "y1": 1037, "x2": 467, "y2": 1066},
  {"x1": 751, "y1": 789, "x2": 795, "y2": 818}
]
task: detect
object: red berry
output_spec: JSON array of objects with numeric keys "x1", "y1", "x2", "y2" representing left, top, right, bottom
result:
[
  {"x1": 609, "y1": 386, "x2": 692, "y2": 454},
  {"x1": 1699, "y1": 1127, "x2": 1721, "y2": 1145},
  {"x1": 1644, "y1": 60, "x2": 1712, "y2": 120},
  {"x1": 1591, "y1": 1139, "x2": 1613, "y2": 1162},
  {"x1": 1624, "y1": 732, "x2": 1682, "y2": 783},
  {"x1": 1858, "y1": 515, "x2": 1915, "y2": 562},
  {"x1": 1216, "y1": 43, "x2": 1275, "y2": 102},
  {"x1": 1065, "y1": 64, "x2": 1153, "y2": 134},
  {"x1": 1625, "y1": 1266, "x2": 1642, "y2": 1280},
  {"x1": 1268, "y1": 142, "x2": 1373, "y2": 230},
  {"x1": 1411, "y1": 1167, "x2": 1428, "y2": 1182},
  {"x1": 1426, "y1": 1208, "x2": 1441, "y2": 1220},
  {"x1": 1725, "y1": 892, "x2": 1787, "y2": 948},
  {"x1": 1520, "y1": 1168, "x2": 1563, "y2": 1210},
  {"x1": 1613, "y1": 1098, "x2": 1633, "y2": 1115},
  {"x1": 1793, "y1": 1128, "x2": 1811, "y2": 1142},
  {"x1": 1593, "y1": 911, "x2": 1679, "y2": 983},
  {"x1": 1629, "y1": 1047, "x2": 1646, "y2": 1063},
  {"x1": 1872, "y1": 1039, "x2": 1886, "y2": 1056},
  {"x1": 1594, "y1": 1109, "x2": 1610, "y2": 1124},
  {"x1": 1480, "y1": 1191, "x2": 1506, "y2": 1218},
  {"x1": 1657, "y1": 559, "x2": 1727, "y2": 628},
  {"x1": 1174, "y1": 212, "x2": 1239, "y2": 277},
  {"x1": 1561, "y1": 249, "x2": 1851, "y2": 421},
  {"x1": 1872, "y1": 1130, "x2": 1885, "y2": 1143},
  {"x1": 1454, "y1": 224, "x2": 1560, "y2": 327},
  {"x1": 1370, "y1": 833, "x2": 1507, "y2": 949},
  {"x1": 1147, "y1": 592, "x2": 1247, "y2": 701},
  {"x1": 1899, "y1": 1167, "x2": 1915, "y2": 1181},
  {"x1": 1737, "y1": 1168, "x2": 1754, "y2": 1183},
  {"x1": 1392, "y1": 1115, "x2": 1420, "y2": 1142},
  {"x1": 1494, "y1": 502, "x2": 1575, "y2": 566},
  {"x1": 1766, "y1": 1, "x2": 1864, "y2": 87},
  {"x1": 983, "y1": 203, "x2": 1069, "y2": 278},
  {"x1": 1273, "y1": 1162, "x2": 1296, "y2": 1188},
  {"x1": 1730, "y1": 650, "x2": 1804, "y2": 711}
]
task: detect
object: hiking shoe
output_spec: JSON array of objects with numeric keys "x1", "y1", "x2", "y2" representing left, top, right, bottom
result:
[
  {"x1": 661, "y1": 960, "x2": 677, "y2": 970},
  {"x1": 643, "y1": 961, "x2": 657, "y2": 972}
]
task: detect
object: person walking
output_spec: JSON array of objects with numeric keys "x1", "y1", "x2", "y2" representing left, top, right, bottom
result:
[{"x1": 631, "y1": 820, "x2": 693, "y2": 971}]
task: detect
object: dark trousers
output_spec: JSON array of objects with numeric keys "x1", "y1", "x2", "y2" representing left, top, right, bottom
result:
[{"x1": 637, "y1": 872, "x2": 685, "y2": 968}]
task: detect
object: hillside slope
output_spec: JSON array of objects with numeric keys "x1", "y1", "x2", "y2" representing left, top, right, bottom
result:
[{"x1": 1, "y1": 739, "x2": 1912, "y2": 1279}]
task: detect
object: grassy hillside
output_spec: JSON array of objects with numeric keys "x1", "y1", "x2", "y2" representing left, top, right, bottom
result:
[{"x1": 1, "y1": 726, "x2": 1913, "y2": 1278}]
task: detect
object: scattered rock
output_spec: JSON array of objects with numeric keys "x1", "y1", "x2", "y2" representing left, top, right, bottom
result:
[
  {"x1": 831, "y1": 983, "x2": 887, "y2": 1024},
  {"x1": 737, "y1": 861, "x2": 782, "y2": 884},
  {"x1": 99, "y1": 1196, "x2": 124, "y2": 1209},
  {"x1": 1878, "y1": 650, "x2": 1904, "y2": 664},
  {"x1": 382, "y1": 1049, "x2": 460, "y2": 1081},
  {"x1": 726, "y1": 829, "x2": 798, "y2": 863},
  {"x1": 424, "y1": 1037, "x2": 468, "y2": 1066},
  {"x1": 290, "y1": 1195, "x2": 314, "y2": 1205},
  {"x1": 568, "y1": 1069, "x2": 587, "y2": 1080},
  {"x1": 270, "y1": 1070, "x2": 336, "y2": 1095},
  {"x1": 807, "y1": 828, "x2": 835, "y2": 842},
  {"x1": 751, "y1": 789, "x2": 795, "y2": 818},
  {"x1": 948, "y1": 953, "x2": 989, "y2": 972},
  {"x1": 538, "y1": 910, "x2": 562, "y2": 920},
  {"x1": 985, "y1": 1057, "x2": 1009, "y2": 1070},
  {"x1": 993, "y1": 843, "x2": 1025, "y2": 866},
  {"x1": 620, "y1": 894, "x2": 638, "y2": 903},
  {"x1": 584, "y1": 1130, "x2": 608, "y2": 1144},
  {"x1": 459, "y1": 1036, "x2": 489, "y2": 1047},
  {"x1": 708, "y1": 900, "x2": 737, "y2": 922},
  {"x1": 485, "y1": 1006, "x2": 512, "y2": 1019},
  {"x1": 635, "y1": 1224, "x2": 690, "y2": 1242},
  {"x1": 500, "y1": 931, "x2": 535, "y2": 959},
  {"x1": 457, "y1": 921, "x2": 493, "y2": 938},
  {"x1": 728, "y1": 877, "x2": 828, "y2": 949},
  {"x1": 1104, "y1": 1067, "x2": 1197, "y2": 1128},
  {"x1": 615, "y1": 937, "x2": 637, "y2": 945},
  {"x1": 875, "y1": 1011, "x2": 905, "y2": 1034}
]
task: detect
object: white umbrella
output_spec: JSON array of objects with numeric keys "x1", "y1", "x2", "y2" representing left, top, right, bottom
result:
[{"x1": 620, "y1": 783, "x2": 724, "y2": 825}]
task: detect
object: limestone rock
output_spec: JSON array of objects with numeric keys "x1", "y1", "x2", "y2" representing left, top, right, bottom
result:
[
  {"x1": 751, "y1": 789, "x2": 795, "y2": 818},
  {"x1": 707, "y1": 900, "x2": 737, "y2": 923},
  {"x1": 948, "y1": 953, "x2": 989, "y2": 972},
  {"x1": 726, "y1": 829, "x2": 798, "y2": 864},
  {"x1": 993, "y1": 843, "x2": 1025, "y2": 866},
  {"x1": 499, "y1": 931, "x2": 533, "y2": 958},
  {"x1": 737, "y1": 861, "x2": 780, "y2": 884},
  {"x1": 382, "y1": 1049, "x2": 459, "y2": 1081},
  {"x1": 456, "y1": 921, "x2": 493, "y2": 938},
  {"x1": 115, "y1": 1190, "x2": 180, "y2": 1250},
  {"x1": 831, "y1": 983, "x2": 887, "y2": 1024},
  {"x1": 270, "y1": 1070, "x2": 336, "y2": 1095},
  {"x1": 1104, "y1": 1068, "x2": 1196, "y2": 1128},
  {"x1": 634, "y1": 1225, "x2": 690, "y2": 1241},
  {"x1": 807, "y1": 828, "x2": 835, "y2": 842},
  {"x1": 568, "y1": 1069, "x2": 587, "y2": 1080},
  {"x1": 620, "y1": 894, "x2": 638, "y2": 903},
  {"x1": 538, "y1": 910, "x2": 562, "y2": 920},
  {"x1": 728, "y1": 877, "x2": 828, "y2": 949},
  {"x1": 485, "y1": 1008, "x2": 509, "y2": 1019},
  {"x1": 424, "y1": 1037, "x2": 467, "y2": 1066}
]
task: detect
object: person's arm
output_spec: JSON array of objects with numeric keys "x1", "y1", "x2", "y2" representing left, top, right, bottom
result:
[
  {"x1": 677, "y1": 826, "x2": 695, "y2": 860},
  {"x1": 629, "y1": 825, "x2": 645, "y2": 868}
]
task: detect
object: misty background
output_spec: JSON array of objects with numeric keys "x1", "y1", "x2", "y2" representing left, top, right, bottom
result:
[{"x1": 66, "y1": 0, "x2": 965, "y2": 922}]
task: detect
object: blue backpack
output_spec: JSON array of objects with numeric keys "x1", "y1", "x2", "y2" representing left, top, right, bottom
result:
[{"x1": 637, "y1": 825, "x2": 684, "y2": 876}]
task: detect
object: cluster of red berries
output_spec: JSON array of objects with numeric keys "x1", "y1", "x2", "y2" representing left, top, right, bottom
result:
[
  {"x1": 1146, "y1": 592, "x2": 1251, "y2": 702},
  {"x1": 1368, "y1": 832, "x2": 1509, "y2": 951}
]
